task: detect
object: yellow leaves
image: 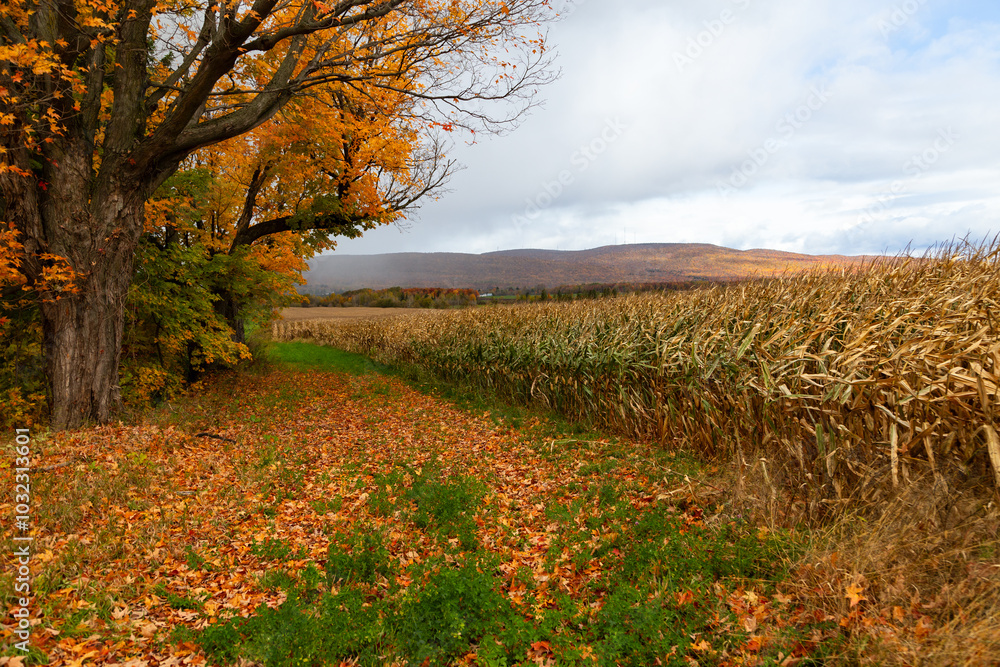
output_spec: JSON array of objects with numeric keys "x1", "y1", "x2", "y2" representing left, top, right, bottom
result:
[
  {"x1": 179, "y1": 23, "x2": 200, "y2": 41},
  {"x1": 126, "y1": 366, "x2": 170, "y2": 406},
  {"x1": 30, "y1": 59, "x2": 56, "y2": 75},
  {"x1": 37, "y1": 253, "x2": 80, "y2": 299},
  {"x1": 0, "y1": 164, "x2": 32, "y2": 178},
  {"x1": 0, "y1": 224, "x2": 25, "y2": 285},
  {"x1": 75, "y1": 0, "x2": 118, "y2": 31},
  {"x1": 0, "y1": 38, "x2": 83, "y2": 149},
  {"x1": 1, "y1": 41, "x2": 59, "y2": 77},
  {"x1": 845, "y1": 582, "x2": 867, "y2": 608},
  {"x1": 691, "y1": 639, "x2": 713, "y2": 652},
  {"x1": 203, "y1": 599, "x2": 220, "y2": 617}
]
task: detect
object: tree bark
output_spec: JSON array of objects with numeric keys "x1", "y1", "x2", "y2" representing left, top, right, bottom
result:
[
  {"x1": 3, "y1": 131, "x2": 148, "y2": 429},
  {"x1": 35, "y1": 177, "x2": 146, "y2": 429},
  {"x1": 214, "y1": 289, "x2": 245, "y2": 345},
  {"x1": 41, "y1": 269, "x2": 130, "y2": 428}
]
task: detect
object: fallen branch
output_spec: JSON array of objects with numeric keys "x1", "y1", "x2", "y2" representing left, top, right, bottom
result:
[{"x1": 34, "y1": 455, "x2": 94, "y2": 473}]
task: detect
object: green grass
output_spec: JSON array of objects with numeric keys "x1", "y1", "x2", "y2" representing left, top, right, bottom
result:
[
  {"x1": 266, "y1": 341, "x2": 386, "y2": 375},
  {"x1": 194, "y1": 505, "x2": 801, "y2": 667},
  {"x1": 325, "y1": 531, "x2": 395, "y2": 585}
]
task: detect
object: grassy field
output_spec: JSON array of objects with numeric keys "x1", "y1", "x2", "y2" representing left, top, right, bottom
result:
[
  {"x1": 2, "y1": 343, "x2": 995, "y2": 664},
  {"x1": 3, "y1": 244, "x2": 999, "y2": 665}
]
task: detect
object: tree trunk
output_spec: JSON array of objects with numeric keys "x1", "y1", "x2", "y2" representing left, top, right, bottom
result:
[
  {"x1": 27, "y1": 150, "x2": 147, "y2": 429},
  {"x1": 41, "y1": 269, "x2": 131, "y2": 428},
  {"x1": 214, "y1": 289, "x2": 246, "y2": 345}
]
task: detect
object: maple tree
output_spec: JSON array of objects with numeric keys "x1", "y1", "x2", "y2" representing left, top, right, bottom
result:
[
  {"x1": 188, "y1": 67, "x2": 455, "y2": 341},
  {"x1": 119, "y1": 72, "x2": 453, "y2": 401},
  {"x1": 0, "y1": 0, "x2": 555, "y2": 429}
]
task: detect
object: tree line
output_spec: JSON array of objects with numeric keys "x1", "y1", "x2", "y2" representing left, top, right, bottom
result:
[{"x1": 305, "y1": 287, "x2": 478, "y2": 309}]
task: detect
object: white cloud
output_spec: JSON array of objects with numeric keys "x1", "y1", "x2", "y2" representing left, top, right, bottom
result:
[{"x1": 331, "y1": 0, "x2": 1000, "y2": 257}]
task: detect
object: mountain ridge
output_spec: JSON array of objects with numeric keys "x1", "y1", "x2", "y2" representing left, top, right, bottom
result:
[{"x1": 302, "y1": 243, "x2": 870, "y2": 293}]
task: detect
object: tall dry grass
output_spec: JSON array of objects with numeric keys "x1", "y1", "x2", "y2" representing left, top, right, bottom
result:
[{"x1": 274, "y1": 242, "x2": 1000, "y2": 517}]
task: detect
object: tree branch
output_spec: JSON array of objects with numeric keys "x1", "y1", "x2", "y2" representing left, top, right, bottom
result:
[
  {"x1": 231, "y1": 210, "x2": 369, "y2": 249},
  {"x1": 231, "y1": 162, "x2": 271, "y2": 249},
  {"x1": 146, "y1": 4, "x2": 218, "y2": 112}
]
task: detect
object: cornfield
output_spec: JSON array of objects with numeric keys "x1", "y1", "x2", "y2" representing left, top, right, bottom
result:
[{"x1": 274, "y1": 242, "x2": 1000, "y2": 514}]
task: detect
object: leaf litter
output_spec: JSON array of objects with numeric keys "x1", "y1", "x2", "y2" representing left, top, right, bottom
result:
[{"x1": 1, "y1": 365, "x2": 945, "y2": 665}]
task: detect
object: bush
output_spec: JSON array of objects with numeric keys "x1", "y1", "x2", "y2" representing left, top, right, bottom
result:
[{"x1": 0, "y1": 301, "x2": 47, "y2": 428}]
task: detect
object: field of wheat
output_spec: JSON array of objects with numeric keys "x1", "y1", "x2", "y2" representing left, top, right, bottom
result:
[{"x1": 273, "y1": 243, "x2": 1000, "y2": 516}]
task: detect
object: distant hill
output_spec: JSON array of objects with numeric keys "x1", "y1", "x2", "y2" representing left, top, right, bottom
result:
[{"x1": 302, "y1": 243, "x2": 871, "y2": 293}]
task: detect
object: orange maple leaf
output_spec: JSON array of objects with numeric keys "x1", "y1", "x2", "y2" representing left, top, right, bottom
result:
[
  {"x1": 845, "y1": 583, "x2": 867, "y2": 607},
  {"x1": 530, "y1": 640, "x2": 552, "y2": 653}
]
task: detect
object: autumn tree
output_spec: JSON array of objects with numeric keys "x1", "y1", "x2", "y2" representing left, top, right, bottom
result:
[
  {"x1": 187, "y1": 68, "x2": 455, "y2": 342},
  {"x1": 122, "y1": 165, "x2": 260, "y2": 406},
  {"x1": 119, "y1": 71, "x2": 452, "y2": 407},
  {"x1": 0, "y1": 0, "x2": 554, "y2": 428}
]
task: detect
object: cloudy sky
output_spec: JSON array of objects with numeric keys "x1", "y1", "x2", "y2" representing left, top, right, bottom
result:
[{"x1": 332, "y1": 0, "x2": 1000, "y2": 257}]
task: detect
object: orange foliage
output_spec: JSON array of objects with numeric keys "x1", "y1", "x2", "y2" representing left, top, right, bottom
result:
[{"x1": 0, "y1": 222, "x2": 24, "y2": 287}]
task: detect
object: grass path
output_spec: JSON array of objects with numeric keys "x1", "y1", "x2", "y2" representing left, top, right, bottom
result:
[{"x1": 2, "y1": 344, "x2": 924, "y2": 666}]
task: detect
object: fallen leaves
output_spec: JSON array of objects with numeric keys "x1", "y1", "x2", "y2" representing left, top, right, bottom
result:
[
  {"x1": 846, "y1": 583, "x2": 867, "y2": 608},
  {"x1": 0, "y1": 365, "x2": 944, "y2": 665}
]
